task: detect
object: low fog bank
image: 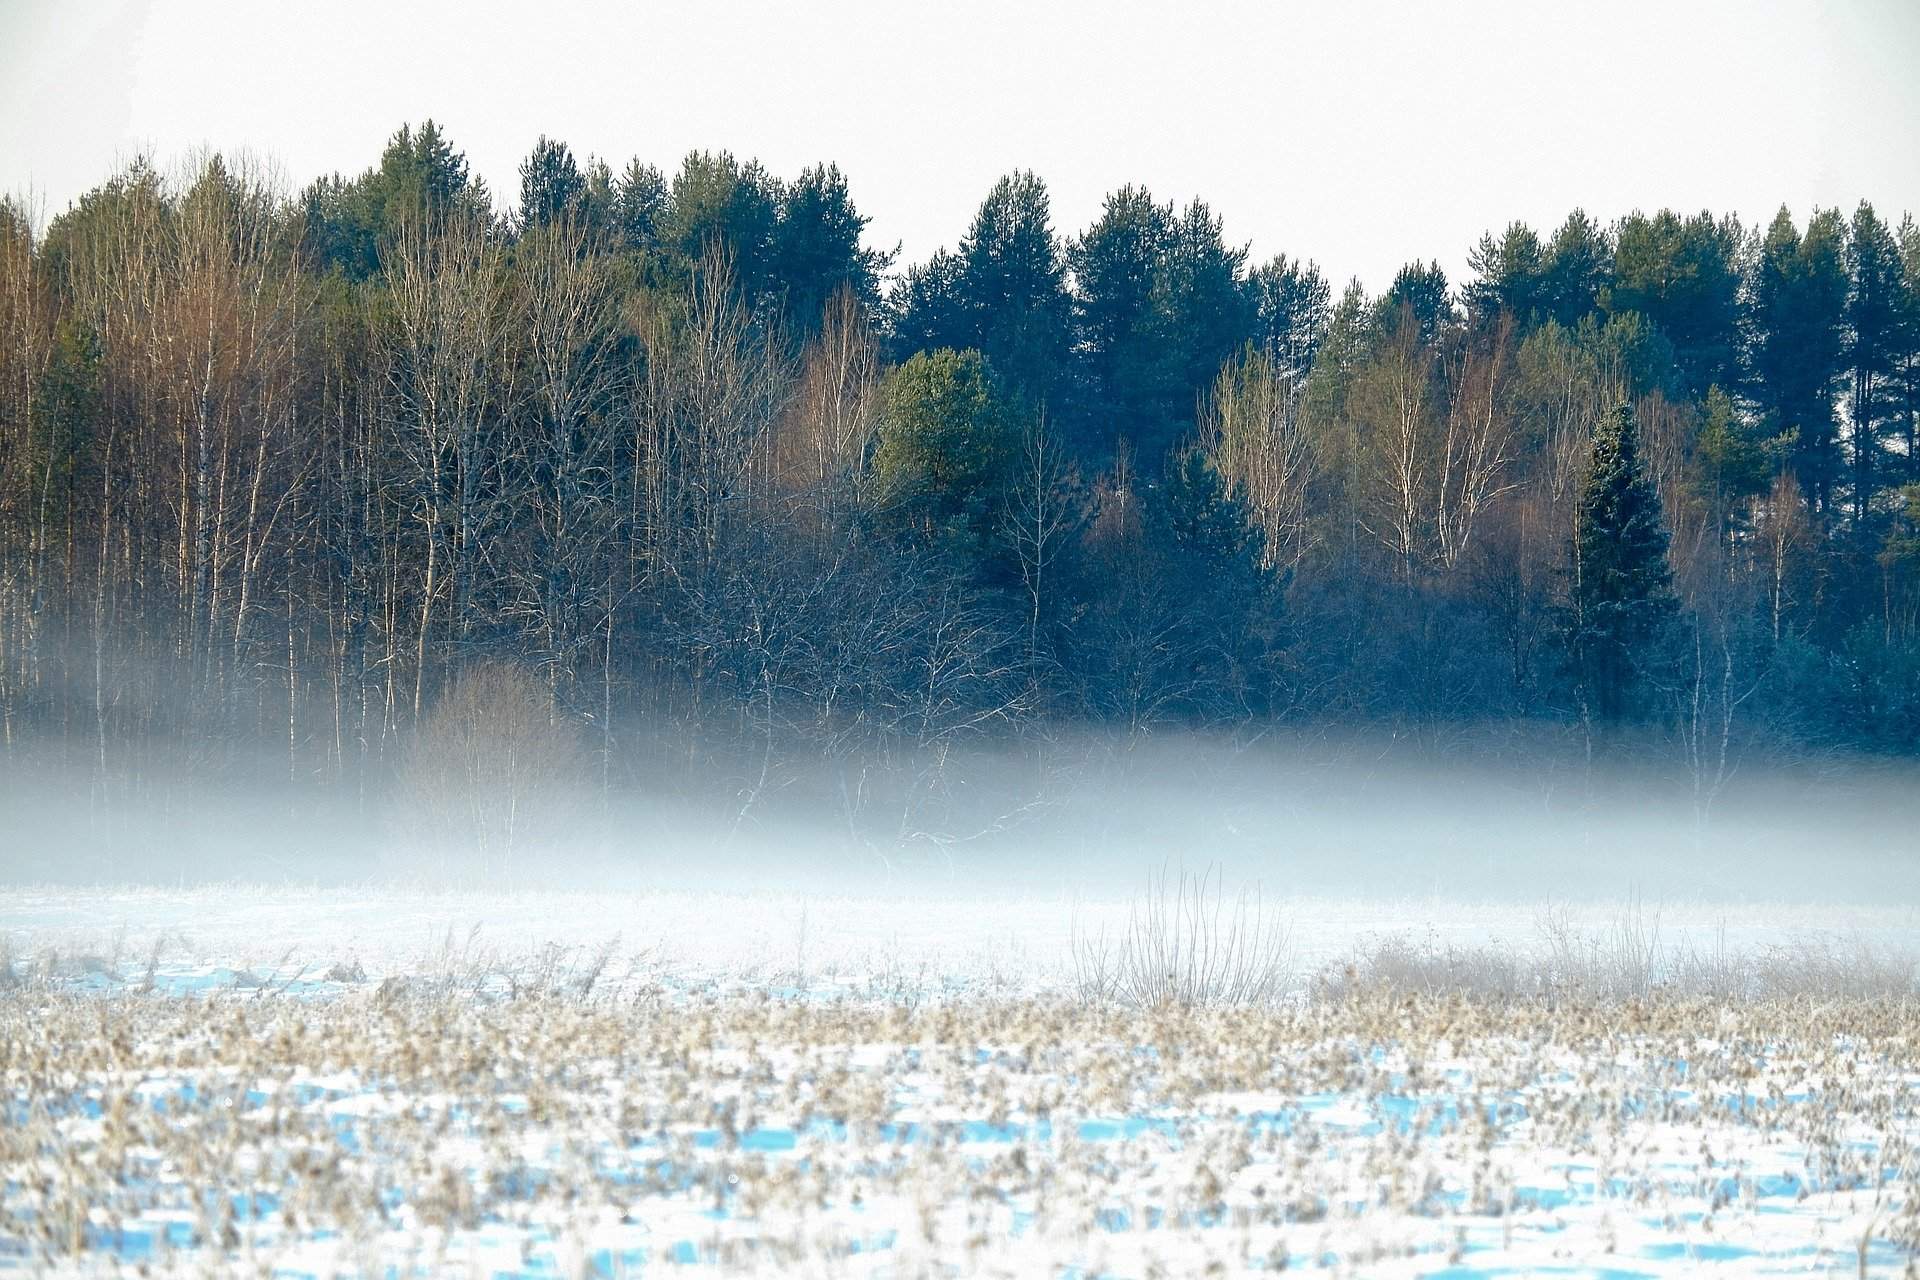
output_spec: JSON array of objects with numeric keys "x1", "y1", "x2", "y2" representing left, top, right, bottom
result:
[{"x1": 4, "y1": 727, "x2": 1916, "y2": 908}]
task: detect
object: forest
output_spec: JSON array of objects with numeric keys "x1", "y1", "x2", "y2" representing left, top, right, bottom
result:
[{"x1": 1, "y1": 121, "x2": 1918, "y2": 851}]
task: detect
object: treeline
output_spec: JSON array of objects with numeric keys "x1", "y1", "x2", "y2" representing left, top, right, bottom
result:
[{"x1": 2, "y1": 121, "x2": 1919, "y2": 817}]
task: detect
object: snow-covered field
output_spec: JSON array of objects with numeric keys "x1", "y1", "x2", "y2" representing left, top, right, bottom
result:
[{"x1": 5, "y1": 884, "x2": 1920, "y2": 1277}]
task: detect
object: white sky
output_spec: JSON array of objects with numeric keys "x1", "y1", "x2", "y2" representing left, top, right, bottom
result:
[{"x1": 3, "y1": 0, "x2": 1918, "y2": 293}]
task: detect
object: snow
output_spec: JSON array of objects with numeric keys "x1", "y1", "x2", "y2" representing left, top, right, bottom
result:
[{"x1": 3, "y1": 883, "x2": 1918, "y2": 1277}]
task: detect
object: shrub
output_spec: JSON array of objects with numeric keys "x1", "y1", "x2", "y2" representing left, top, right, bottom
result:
[{"x1": 1075, "y1": 863, "x2": 1291, "y2": 1007}]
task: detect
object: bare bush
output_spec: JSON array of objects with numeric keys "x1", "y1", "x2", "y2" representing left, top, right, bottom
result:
[
  {"x1": 1075, "y1": 864, "x2": 1291, "y2": 1007},
  {"x1": 1313, "y1": 931, "x2": 1537, "y2": 1003},
  {"x1": 1319, "y1": 901, "x2": 1918, "y2": 1006},
  {"x1": 390, "y1": 662, "x2": 588, "y2": 882},
  {"x1": 1536, "y1": 892, "x2": 1664, "y2": 999}
]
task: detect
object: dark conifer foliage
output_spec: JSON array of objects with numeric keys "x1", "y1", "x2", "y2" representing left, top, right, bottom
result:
[
  {"x1": 1566, "y1": 404, "x2": 1676, "y2": 726},
  {"x1": 518, "y1": 136, "x2": 588, "y2": 230}
]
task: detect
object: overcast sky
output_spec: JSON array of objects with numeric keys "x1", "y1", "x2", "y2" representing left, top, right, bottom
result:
[{"x1": 3, "y1": 0, "x2": 1918, "y2": 292}]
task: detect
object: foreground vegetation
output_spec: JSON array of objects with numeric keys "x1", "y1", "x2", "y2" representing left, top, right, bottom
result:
[{"x1": 5, "y1": 936, "x2": 1918, "y2": 1276}]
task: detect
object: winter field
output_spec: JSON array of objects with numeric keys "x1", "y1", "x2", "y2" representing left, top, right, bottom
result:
[{"x1": 5, "y1": 882, "x2": 1920, "y2": 1278}]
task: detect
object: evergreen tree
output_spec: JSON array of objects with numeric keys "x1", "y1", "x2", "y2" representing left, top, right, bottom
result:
[
  {"x1": 1899, "y1": 217, "x2": 1920, "y2": 482},
  {"x1": 1153, "y1": 199, "x2": 1254, "y2": 435},
  {"x1": 1541, "y1": 209, "x2": 1612, "y2": 328},
  {"x1": 771, "y1": 162, "x2": 891, "y2": 332},
  {"x1": 1746, "y1": 206, "x2": 1849, "y2": 517},
  {"x1": 1607, "y1": 209, "x2": 1744, "y2": 397},
  {"x1": 1069, "y1": 185, "x2": 1174, "y2": 457},
  {"x1": 1689, "y1": 384, "x2": 1771, "y2": 546},
  {"x1": 954, "y1": 172, "x2": 1072, "y2": 411},
  {"x1": 661, "y1": 151, "x2": 782, "y2": 302},
  {"x1": 1155, "y1": 450, "x2": 1273, "y2": 713},
  {"x1": 872, "y1": 348, "x2": 1021, "y2": 557},
  {"x1": 1377, "y1": 260, "x2": 1451, "y2": 346},
  {"x1": 888, "y1": 248, "x2": 969, "y2": 359},
  {"x1": 1843, "y1": 202, "x2": 1906, "y2": 522},
  {"x1": 1067, "y1": 189, "x2": 1254, "y2": 465},
  {"x1": 1566, "y1": 402, "x2": 1675, "y2": 725},
  {"x1": 1465, "y1": 222, "x2": 1547, "y2": 327},
  {"x1": 1249, "y1": 253, "x2": 1330, "y2": 382},
  {"x1": 299, "y1": 119, "x2": 486, "y2": 279},
  {"x1": 611, "y1": 159, "x2": 667, "y2": 253},
  {"x1": 30, "y1": 316, "x2": 102, "y2": 506},
  {"x1": 518, "y1": 135, "x2": 586, "y2": 230}
]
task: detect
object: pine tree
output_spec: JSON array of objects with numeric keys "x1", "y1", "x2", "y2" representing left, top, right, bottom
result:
[
  {"x1": 611, "y1": 159, "x2": 666, "y2": 253},
  {"x1": 1746, "y1": 206, "x2": 1849, "y2": 517},
  {"x1": 1248, "y1": 253, "x2": 1330, "y2": 382},
  {"x1": 518, "y1": 136, "x2": 586, "y2": 231},
  {"x1": 771, "y1": 163, "x2": 890, "y2": 334},
  {"x1": 1607, "y1": 209, "x2": 1743, "y2": 398},
  {"x1": 1844, "y1": 202, "x2": 1906, "y2": 522},
  {"x1": 1069, "y1": 185, "x2": 1174, "y2": 458},
  {"x1": 1377, "y1": 260, "x2": 1452, "y2": 346},
  {"x1": 1567, "y1": 402, "x2": 1675, "y2": 725},
  {"x1": 954, "y1": 172, "x2": 1072, "y2": 410},
  {"x1": 1464, "y1": 221, "x2": 1546, "y2": 327},
  {"x1": 1541, "y1": 209, "x2": 1612, "y2": 328}
]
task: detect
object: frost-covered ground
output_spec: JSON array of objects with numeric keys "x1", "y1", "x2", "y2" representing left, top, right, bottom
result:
[
  {"x1": 8, "y1": 884, "x2": 1920, "y2": 999},
  {"x1": 5, "y1": 885, "x2": 1920, "y2": 1277}
]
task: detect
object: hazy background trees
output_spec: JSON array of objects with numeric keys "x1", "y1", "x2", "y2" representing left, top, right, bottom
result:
[{"x1": 4, "y1": 123, "x2": 1920, "y2": 874}]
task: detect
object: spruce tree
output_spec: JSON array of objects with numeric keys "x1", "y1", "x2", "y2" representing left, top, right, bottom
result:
[{"x1": 1567, "y1": 402, "x2": 1675, "y2": 725}]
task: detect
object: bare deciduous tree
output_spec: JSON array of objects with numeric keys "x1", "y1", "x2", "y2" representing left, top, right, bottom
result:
[
  {"x1": 1002, "y1": 412, "x2": 1080, "y2": 683},
  {"x1": 510, "y1": 213, "x2": 626, "y2": 705},
  {"x1": 1433, "y1": 316, "x2": 1518, "y2": 571},
  {"x1": 1204, "y1": 345, "x2": 1317, "y2": 574},
  {"x1": 384, "y1": 203, "x2": 511, "y2": 716},
  {"x1": 1349, "y1": 309, "x2": 1435, "y2": 582}
]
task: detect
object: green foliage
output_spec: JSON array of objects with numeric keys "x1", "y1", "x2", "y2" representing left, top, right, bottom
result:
[
  {"x1": 660, "y1": 151, "x2": 782, "y2": 299},
  {"x1": 301, "y1": 120, "x2": 488, "y2": 279},
  {"x1": 1747, "y1": 206, "x2": 1850, "y2": 514},
  {"x1": 1467, "y1": 212, "x2": 1615, "y2": 336},
  {"x1": 1843, "y1": 202, "x2": 1910, "y2": 516},
  {"x1": 1302, "y1": 279, "x2": 1370, "y2": 429},
  {"x1": 611, "y1": 159, "x2": 667, "y2": 253},
  {"x1": 1155, "y1": 452, "x2": 1276, "y2": 714},
  {"x1": 1566, "y1": 403, "x2": 1675, "y2": 724},
  {"x1": 518, "y1": 136, "x2": 587, "y2": 231},
  {"x1": 1154, "y1": 202, "x2": 1254, "y2": 424},
  {"x1": 39, "y1": 159, "x2": 170, "y2": 299},
  {"x1": 1069, "y1": 185, "x2": 1173, "y2": 452},
  {"x1": 13, "y1": 136, "x2": 1920, "y2": 767},
  {"x1": 889, "y1": 248, "x2": 968, "y2": 361},
  {"x1": 31, "y1": 316, "x2": 102, "y2": 487},
  {"x1": 1064, "y1": 189, "x2": 1256, "y2": 464},
  {"x1": 1249, "y1": 254, "x2": 1330, "y2": 381},
  {"x1": 1605, "y1": 209, "x2": 1744, "y2": 398},
  {"x1": 873, "y1": 349, "x2": 1021, "y2": 554},
  {"x1": 955, "y1": 172, "x2": 1073, "y2": 409},
  {"x1": 1161, "y1": 449, "x2": 1263, "y2": 576},
  {"x1": 771, "y1": 163, "x2": 891, "y2": 331},
  {"x1": 1541, "y1": 210, "x2": 1612, "y2": 329},
  {"x1": 1584, "y1": 312, "x2": 1677, "y2": 400},
  {"x1": 891, "y1": 173, "x2": 1073, "y2": 417},
  {"x1": 1377, "y1": 261, "x2": 1451, "y2": 346},
  {"x1": 1465, "y1": 222, "x2": 1547, "y2": 326},
  {"x1": 1689, "y1": 386, "x2": 1770, "y2": 525}
]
